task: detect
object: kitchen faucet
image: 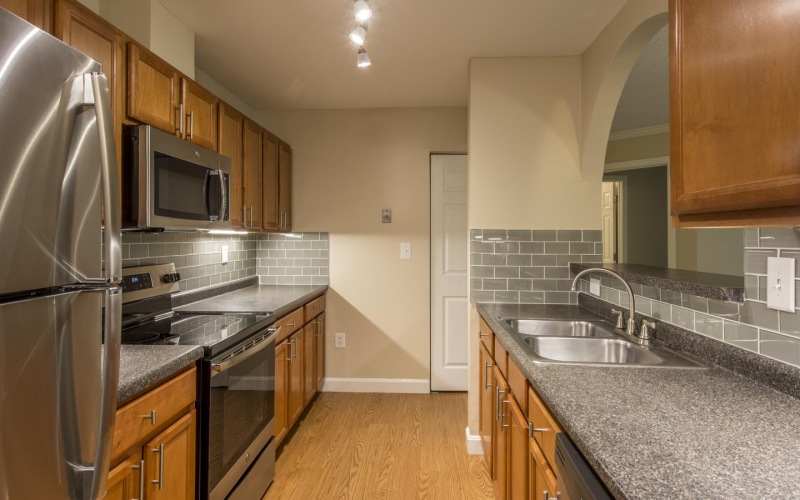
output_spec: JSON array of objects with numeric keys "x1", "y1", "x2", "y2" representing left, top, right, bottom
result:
[{"x1": 570, "y1": 268, "x2": 654, "y2": 345}]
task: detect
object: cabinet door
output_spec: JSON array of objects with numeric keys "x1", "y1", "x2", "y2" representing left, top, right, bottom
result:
[
  {"x1": 529, "y1": 438, "x2": 558, "y2": 500},
  {"x1": 303, "y1": 323, "x2": 316, "y2": 405},
  {"x1": 278, "y1": 141, "x2": 292, "y2": 231},
  {"x1": 287, "y1": 332, "x2": 304, "y2": 426},
  {"x1": 218, "y1": 102, "x2": 244, "y2": 227},
  {"x1": 315, "y1": 313, "x2": 326, "y2": 391},
  {"x1": 242, "y1": 119, "x2": 263, "y2": 230},
  {"x1": 55, "y1": 0, "x2": 124, "y2": 169},
  {"x1": 509, "y1": 398, "x2": 528, "y2": 500},
  {"x1": 103, "y1": 453, "x2": 142, "y2": 500},
  {"x1": 274, "y1": 341, "x2": 289, "y2": 447},
  {"x1": 127, "y1": 42, "x2": 179, "y2": 135},
  {"x1": 261, "y1": 131, "x2": 280, "y2": 231},
  {"x1": 181, "y1": 78, "x2": 218, "y2": 151},
  {"x1": 670, "y1": 0, "x2": 800, "y2": 226},
  {"x1": 0, "y1": 0, "x2": 52, "y2": 31},
  {"x1": 144, "y1": 410, "x2": 196, "y2": 500},
  {"x1": 493, "y1": 366, "x2": 509, "y2": 500},
  {"x1": 478, "y1": 342, "x2": 494, "y2": 474}
]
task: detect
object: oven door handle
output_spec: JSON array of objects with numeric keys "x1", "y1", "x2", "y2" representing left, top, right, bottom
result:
[{"x1": 211, "y1": 326, "x2": 280, "y2": 374}]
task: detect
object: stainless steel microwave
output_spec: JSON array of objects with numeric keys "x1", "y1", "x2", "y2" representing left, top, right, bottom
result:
[{"x1": 123, "y1": 125, "x2": 232, "y2": 231}]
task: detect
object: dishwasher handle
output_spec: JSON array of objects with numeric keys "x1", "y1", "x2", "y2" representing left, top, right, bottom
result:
[{"x1": 211, "y1": 326, "x2": 279, "y2": 374}]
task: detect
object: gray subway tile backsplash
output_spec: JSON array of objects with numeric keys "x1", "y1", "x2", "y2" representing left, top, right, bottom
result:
[
  {"x1": 121, "y1": 231, "x2": 329, "y2": 292},
  {"x1": 470, "y1": 229, "x2": 602, "y2": 305}
]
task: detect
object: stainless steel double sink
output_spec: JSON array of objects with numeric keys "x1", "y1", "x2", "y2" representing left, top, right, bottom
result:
[{"x1": 504, "y1": 319, "x2": 706, "y2": 368}]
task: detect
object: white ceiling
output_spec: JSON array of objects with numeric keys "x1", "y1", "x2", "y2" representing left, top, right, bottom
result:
[
  {"x1": 610, "y1": 25, "x2": 669, "y2": 133},
  {"x1": 158, "y1": 0, "x2": 628, "y2": 110}
]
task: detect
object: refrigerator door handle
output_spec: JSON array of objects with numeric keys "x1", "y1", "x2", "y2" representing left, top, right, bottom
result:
[
  {"x1": 88, "y1": 72, "x2": 122, "y2": 286},
  {"x1": 88, "y1": 72, "x2": 122, "y2": 500}
]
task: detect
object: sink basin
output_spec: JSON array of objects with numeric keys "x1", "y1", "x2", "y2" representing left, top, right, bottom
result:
[
  {"x1": 526, "y1": 337, "x2": 663, "y2": 365},
  {"x1": 505, "y1": 319, "x2": 616, "y2": 338}
]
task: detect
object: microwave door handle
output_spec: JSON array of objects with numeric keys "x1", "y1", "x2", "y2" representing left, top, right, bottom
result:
[
  {"x1": 218, "y1": 170, "x2": 227, "y2": 222},
  {"x1": 204, "y1": 169, "x2": 212, "y2": 218}
]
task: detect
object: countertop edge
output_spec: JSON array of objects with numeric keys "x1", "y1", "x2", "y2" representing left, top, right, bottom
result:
[{"x1": 117, "y1": 345, "x2": 204, "y2": 405}]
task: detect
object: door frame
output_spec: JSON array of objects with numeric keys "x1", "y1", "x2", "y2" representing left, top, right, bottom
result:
[{"x1": 429, "y1": 151, "x2": 468, "y2": 392}]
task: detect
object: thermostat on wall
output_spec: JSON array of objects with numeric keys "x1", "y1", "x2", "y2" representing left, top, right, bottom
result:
[{"x1": 382, "y1": 209, "x2": 392, "y2": 223}]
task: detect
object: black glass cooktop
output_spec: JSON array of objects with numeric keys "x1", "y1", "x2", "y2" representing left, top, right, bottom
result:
[{"x1": 122, "y1": 312, "x2": 272, "y2": 356}]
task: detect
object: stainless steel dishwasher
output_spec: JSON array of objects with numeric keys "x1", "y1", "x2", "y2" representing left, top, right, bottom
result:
[{"x1": 554, "y1": 434, "x2": 612, "y2": 500}]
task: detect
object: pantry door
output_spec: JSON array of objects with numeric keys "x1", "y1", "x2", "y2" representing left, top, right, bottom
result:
[{"x1": 431, "y1": 154, "x2": 468, "y2": 391}]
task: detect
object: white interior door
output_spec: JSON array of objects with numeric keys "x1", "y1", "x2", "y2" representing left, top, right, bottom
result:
[
  {"x1": 601, "y1": 181, "x2": 618, "y2": 264},
  {"x1": 431, "y1": 154, "x2": 468, "y2": 391}
]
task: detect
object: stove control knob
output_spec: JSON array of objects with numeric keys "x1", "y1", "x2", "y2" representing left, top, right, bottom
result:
[{"x1": 161, "y1": 272, "x2": 181, "y2": 284}]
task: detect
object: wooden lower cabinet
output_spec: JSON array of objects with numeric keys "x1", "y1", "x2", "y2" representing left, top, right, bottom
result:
[
  {"x1": 315, "y1": 313, "x2": 326, "y2": 391},
  {"x1": 508, "y1": 398, "x2": 528, "y2": 500},
  {"x1": 144, "y1": 410, "x2": 196, "y2": 500},
  {"x1": 104, "y1": 453, "x2": 142, "y2": 500},
  {"x1": 104, "y1": 367, "x2": 197, "y2": 500},
  {"x1": 492, "y1": 365, "x2": 510, "y2": 500},
  {"x1": 530, "y1": 438, "x2": 558, "y2": 500},
  {"x1": 303, "y1": 323, "x2": 316, "y2": 406},
  {"x1": 479, "y1": 342, "x2": 494, "y2": 474},
  {"x1": 274, "y1": 340, "x2": 289, "y2": 447},
  {"x1": 287, "y1": 330, "x2": 304, "y2": 426}
]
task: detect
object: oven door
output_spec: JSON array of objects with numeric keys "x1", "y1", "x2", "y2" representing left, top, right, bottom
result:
[{"x1": 207, "y1": 329, "x2": 276, "y2": 500}]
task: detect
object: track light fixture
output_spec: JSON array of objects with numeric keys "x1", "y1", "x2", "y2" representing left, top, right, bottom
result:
[
  {"x1": 357, "y1": 47, "x2": 371, "y2": 68},
  {"x1": 349, "y1": 23, "x2": 367, "y2": 45},
  {"x1": 354, "y1": 0, "x2": 372, "y2": 22}
]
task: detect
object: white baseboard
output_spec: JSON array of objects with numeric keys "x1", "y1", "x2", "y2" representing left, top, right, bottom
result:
[
  {"x1": 465, "y1": 427, "x2": 483, "y2": 455},
  {"x1": 321, "y1": 377, "x2": 430, "y2": 394}
]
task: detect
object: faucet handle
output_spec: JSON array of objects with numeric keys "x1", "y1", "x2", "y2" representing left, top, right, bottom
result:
[
  {"x1": 640, "y1": 319, "x2": 656, "y2": 340},
  {"x1": 611, "y1": 309, "x2": 624, "y2": 329}
]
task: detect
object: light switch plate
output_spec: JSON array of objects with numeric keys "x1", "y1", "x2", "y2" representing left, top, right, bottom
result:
[
  {"x1": 400, "y1": 242, "x2": 412, "y2": 260},
  {"x1": 221, "y1": 245, "x2": 229, "y2": 264},
  {"x1": 589, "y1": 278, "x2": 601, "y2": 297},
  {"x1": 382, "y1": 209, "x2": 392, "y2": 223},
  {"x1": 767, "y1": 257, "x2": 795, "y2": 312}
]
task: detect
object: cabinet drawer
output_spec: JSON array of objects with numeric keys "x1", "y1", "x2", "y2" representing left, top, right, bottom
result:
[
  {"x1": 275, "y1": 307, "x2": 304, "y2": 343},
  {"x1": 494, "y1": 337, "x2": 508, "y2": 378},
  {"x1": 479, "y1": 317, "x2": 494, "y2": 355},
  {"x1": 507, "y1": 356, "x2": 528, "y2": 413},
  {"x1": 112, "y1": 367, "x2": 196, "y2": 461},
  {"x1": 304, "y1": 294, "x2": 326, "y2": 321},
  {"x1": 528, "y1": 386, "x2": 562, "y2": 470}
]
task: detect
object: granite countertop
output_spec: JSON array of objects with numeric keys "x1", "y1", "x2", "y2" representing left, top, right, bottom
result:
[
  {"x1": 174, "y1": 284, "x2": 328, "y2": 316},
  {"x1": 478, "y1": 303, "x2": 800, "y2": 499},
  {"x1": 117, "y1": 345, "x2": 204, "y2": 404}
]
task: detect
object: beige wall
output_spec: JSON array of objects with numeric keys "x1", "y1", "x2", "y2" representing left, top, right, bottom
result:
[
  {"x1": 275, "y1": 108, "x2": 468, "y2": 383},
  {"x1": 605, "y1": 131, "x2": 669, "y2": 164},
  {"x1": 102, "y1": 0, "x2": 195, "y2": 78},
  {"x1": 468, "y1": 57, "x2": 596, "y2": 229},
  {"x1": 195, "y1": 69, "x2": 283, "y2": 136}
]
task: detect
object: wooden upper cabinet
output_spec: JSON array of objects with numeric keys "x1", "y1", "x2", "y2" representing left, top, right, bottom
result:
[
  {"x1": 242, "y1": 119, "x2": 263, "y2": 229},
  {"x1": 262, "y1": 131, "x2": 280, "y2": 231},
  {"x1": 670, "y1": 0, "x2": 800, "y2": 226},
  {"x1": 1, "y1": 0, "x2": 52, "y2": 31},
  {"x1": 181, "y1": 77, "x2": 217, "y2": 150},
  {"x1": 55, "y1": 0, "x2": 124, "y2": 168},
  {"x1": 218, "y1": 102, "x2": 244, "y2": 227},
  {"x1": 278, "y1": 141, "x2": 293, "y2": 231},
  {"x1": 127, "y1": 42, "x2": 179, "y2": 135}
]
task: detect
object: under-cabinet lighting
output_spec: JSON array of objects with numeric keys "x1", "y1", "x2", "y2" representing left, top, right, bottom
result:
[{"x1": 208, "y1": 230, "x2": 249, "y2": 235}]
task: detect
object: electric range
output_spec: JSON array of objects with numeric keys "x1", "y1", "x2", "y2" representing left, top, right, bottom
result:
[{"x1": 121, "y1": 263, "x2": 278, "y2": 500}]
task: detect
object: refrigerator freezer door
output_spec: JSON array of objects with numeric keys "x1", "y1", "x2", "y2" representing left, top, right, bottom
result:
[
  {"x1": 0, "y1": 290, "x2": 104, "y2": 499},
  {"x1": 0, "y1": 9, "x2": 104, "y2": 295}
]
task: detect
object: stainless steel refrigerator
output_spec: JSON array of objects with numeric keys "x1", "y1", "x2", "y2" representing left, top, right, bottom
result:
[{"x1": 0, "y1": 7, "x2": 122, "y2": 500}]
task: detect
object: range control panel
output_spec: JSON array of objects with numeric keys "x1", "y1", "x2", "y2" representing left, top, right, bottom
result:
[{"x1": 121, "y1": 263, "x2": 181, "y2": 303}]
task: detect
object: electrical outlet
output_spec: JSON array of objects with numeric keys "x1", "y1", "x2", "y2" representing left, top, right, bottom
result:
[
  {"x1": 590, "y1": 278, "x2": 601, "y2": 296},
  {"x1": 221, "y1": 245, "x2": 229, "y2": 264},
  {"x1": 334, "y1": 332, "x2": 346, "y2": 348}
]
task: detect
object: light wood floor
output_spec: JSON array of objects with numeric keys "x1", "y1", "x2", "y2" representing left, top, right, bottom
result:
[{"x1": 263, "y1": 392, "x2": 495, "y2": 500}]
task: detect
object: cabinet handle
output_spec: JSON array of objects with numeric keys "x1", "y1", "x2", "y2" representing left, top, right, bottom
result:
[
  {"x1": 479, "y1": 330, "x2": 488, "y2": 338},
  {"x1": 484, "y1": 363, "x2": 492, "y2": 390},
  {"x1": 132, "y1": 459, "x2": 145, "y2": 500},
  {"x1": 291, "y1": 338, "x2": 297, "y2": 360},
  {"x1": 495, "y1": 387, "x2": 502, "y2": 422},
  {"x1": 151, "y1": 443, "x2": 165, "y2": 490},
  {"x1": 188, "y1": 110, "x2": 194, "y2": 139},
  {"x1": 249, "y1": 206, "x2": 254, "y2": 227},
  {"x1": 286, "y1": 320, "x2": 296, "y2": 328},
  {"x1": 242, "y1": 206, "x2": 247, "y2": 226},
  {"x1": 175, "y1": 106, "x2": 181, "y2": 134},
  {"x1": 529, "y1": 420, "x2": 551, "y2": 437},
  {"x1": 179, "y1": 103, "x2": 185, "y2": 136},
  {"x1": 499, "y1": 397, "x2": 509, "y2": 429},
  {"x1": 317, "y1": 317, "x2": 324, "y2": 336},
  {"x1": 283, "y1": 211, "x2": 288, "y2": 230},
  {"x1": 140, "y1": 409, "x2": 156, "y2": 425},
  {"x1": 543, "y1": 491, "x2": 560, "y2": 500}
]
